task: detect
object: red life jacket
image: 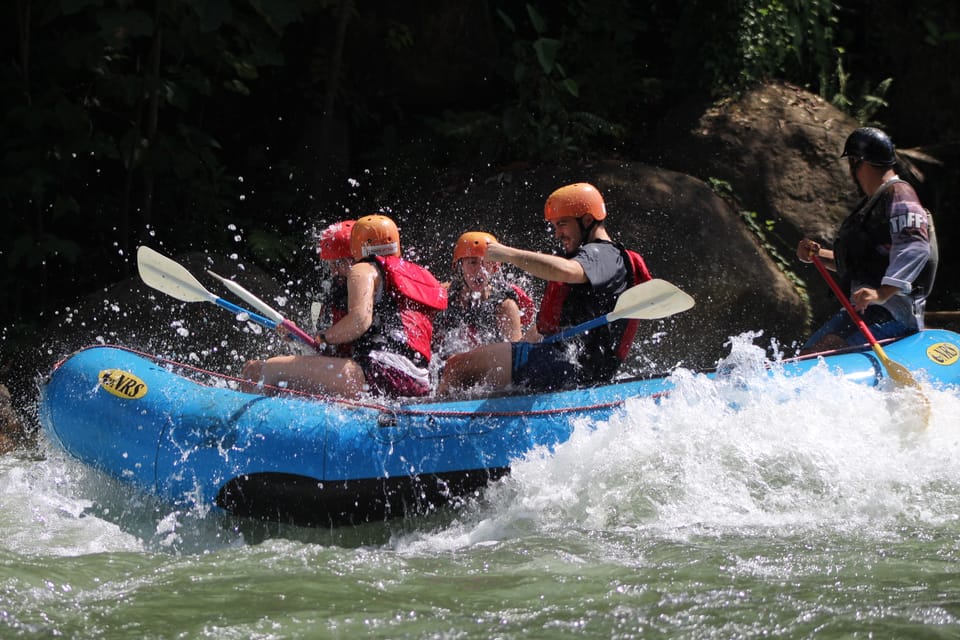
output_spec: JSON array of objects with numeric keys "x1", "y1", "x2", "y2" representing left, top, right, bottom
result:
[
  {"x1": 536, "y1": 246, "x2": 651, "y2": 361},
  {"x1": 536, "y1": 281, "x2": 567, "y2": 337},
  {"x1": 616, "y1": 249, "x2": 652, "y2": 360},
  {"x1": 373, "y1": 255, "x2": 448, "y2": 362},
  {"x1": 511, "y1": 283, "x2": 536, "y2": 327}
]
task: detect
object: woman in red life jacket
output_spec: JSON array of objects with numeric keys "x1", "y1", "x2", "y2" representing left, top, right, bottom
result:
[
  {"x1": 434, "y1": 231, "x2": 535, "y2": 359},
  {"x1": 438, "y1": 183, "x2": 644, "y2": 395},
  {"x1": 242, "y1": 214, "x2": 447, "y2": 398}
]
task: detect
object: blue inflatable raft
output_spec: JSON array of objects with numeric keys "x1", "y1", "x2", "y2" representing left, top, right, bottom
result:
[{"x1": 39, "y1": 329, "x2": 960, "y2": 526}]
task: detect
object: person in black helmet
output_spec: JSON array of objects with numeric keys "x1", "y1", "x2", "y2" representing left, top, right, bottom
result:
[{"x1": 796, "y1": 126, "x2": 938, "y2": 354}]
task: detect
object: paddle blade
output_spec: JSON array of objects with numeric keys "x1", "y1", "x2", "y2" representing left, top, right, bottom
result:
[
  {"x1": 872, "y1": 342, "x2": 931, "y2": 428},
  {"x1": 810, "y1": 254, "x2": 928, "y2": 419},
  {"x1": 310, "y1": 302, "x2": 324, "y2": 332},
  {"x1": 609, "y1": 279, "x2": 695, "y2": 321},
  {"x1": 872, "y1": 343, "x2": 921, "y2": 389},
  {"x1": 137, "y1": 246, "x2": 214, "y2": 304}
]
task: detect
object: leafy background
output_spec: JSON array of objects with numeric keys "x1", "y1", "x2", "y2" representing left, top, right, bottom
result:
[{"x1": 3, "y1": 0, "x2": 958, "y2": 352}]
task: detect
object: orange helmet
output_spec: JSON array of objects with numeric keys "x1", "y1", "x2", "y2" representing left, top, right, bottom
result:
[
  {"x1": 351, "y1": 214, "x2": 401, "y2": 260},
  {"x1": 543, "y1": 183, "x2": 607, "y2": 222},
  {"x1": 452, "y1": 231, "x2": 497, "y2": 267},
  {"x1": 317, "y1": 220, "x2": 356, "y2": 260}
]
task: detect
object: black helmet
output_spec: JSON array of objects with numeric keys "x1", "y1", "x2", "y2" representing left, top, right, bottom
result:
[{"x1": 841, "y1": 127, "x2": 896, "y2": 166}]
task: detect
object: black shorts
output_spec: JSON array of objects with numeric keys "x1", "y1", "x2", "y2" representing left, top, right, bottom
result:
[{"x1": 511, "y1": 342, "x2": 583, "y2": 391}]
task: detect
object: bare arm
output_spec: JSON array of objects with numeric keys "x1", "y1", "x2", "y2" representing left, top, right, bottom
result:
[
  {"x1": 324, "y1": 261, "x2": 378, "y2": 343},
  {"x1": 797, "y1": 239, "x2": 836, "y2": 271},
  {"x1": 486, "y1": 243, "x2": 587, "y2": 283},
  {"x1": 851, "y1": 284, "x2": 902, "y2": 312},
  {"x1": 521, "y1": 323, "x2": 543, "y2": 343},
  {"x1": 496, "y1": 298, "x2": 523, "y2": 342}
]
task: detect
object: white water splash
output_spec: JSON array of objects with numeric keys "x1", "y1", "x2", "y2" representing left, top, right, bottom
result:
[
  {"x1": 397, "y1": 350, "x2": 960, "y2": 552},
  {"x1": 10, "y1": 335, "x2": 960, "y2": 557},
  {"x1": 0, "y1": 453, "x2": 143, "y2": 557}
]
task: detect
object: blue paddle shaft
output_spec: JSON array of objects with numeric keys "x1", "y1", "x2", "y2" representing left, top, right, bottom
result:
[
  {"x1": 543, "y1": 315, "x2": 608, "y2": 343},
  {"x1": 214, "y1": 298, "x2": 278, "y2": 330}
]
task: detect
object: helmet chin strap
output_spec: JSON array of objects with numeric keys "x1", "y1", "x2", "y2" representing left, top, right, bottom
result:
[
  {"x1": 852, "y1": 174, "x2": 865, "y2": 197},
  {"x1": 849, "y1": 158, "x2": 866, "y2": 197},
  {"x1": 577, "y1": 216, "x2": 599, "y2": 243}
]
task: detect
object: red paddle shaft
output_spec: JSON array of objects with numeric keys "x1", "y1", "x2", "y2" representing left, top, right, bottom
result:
[{"x1": 809, "y1": 254, "x2": 879, "y2": 344}]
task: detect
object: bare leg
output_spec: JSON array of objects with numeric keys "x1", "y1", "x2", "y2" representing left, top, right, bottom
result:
[
  {"x1": 438, "y1": 342, "x2": 513, "y2": 395},
  {"x1": 242, "y1": 354, "x2": 367, "y2": 398}
]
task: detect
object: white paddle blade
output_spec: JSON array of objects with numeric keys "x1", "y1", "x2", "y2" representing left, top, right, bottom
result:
[
  {"x1": 609, "y1": 279, "x2": 694, "y2": 321},
  {"x1": 310, "y1": 302, "x2": 324, "y2": 332},
  {"x1": 136, "y1": 246, "x2": 215, "y2": 304},
  {"x1": 207, "y1": 270, "x2": 284, "y2": 323}
]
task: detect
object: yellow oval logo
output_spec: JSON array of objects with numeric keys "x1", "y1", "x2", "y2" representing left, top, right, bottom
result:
[
  {"x1": 926, "y1": 342, "x2": 960, "y2": 366},
  {"x1": 99, "y1": 369, "x2": 148, "y2": 399}
]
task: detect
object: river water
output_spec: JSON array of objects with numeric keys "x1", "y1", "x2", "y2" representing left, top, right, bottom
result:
[{"x1": 2, "y1": 346, "x2": 960, "y2": 638}]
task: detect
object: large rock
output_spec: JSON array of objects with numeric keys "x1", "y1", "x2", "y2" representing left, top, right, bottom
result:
[
  {"x1": 651, "y1": 82, "x2": 856, "y2": 239},
  {"x1": 648, "y1": 82, "x2": 859, "y2": 326},
  {"x1": 647, "y1": 81, "x2": 957, "y2": 326}
]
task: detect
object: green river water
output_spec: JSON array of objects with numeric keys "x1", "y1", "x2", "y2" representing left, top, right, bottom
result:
[{"x1": 2, "y1": 361, "x2": 959, "y2": 639}]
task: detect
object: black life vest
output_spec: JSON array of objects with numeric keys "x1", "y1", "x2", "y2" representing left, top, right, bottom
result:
[
  {"x1": 437, "y1": 282, "x2": 535, "y2": 352},
  {"x1": 834, "y1": 178, "x2": 937, "y2": 303},
  {"x1": 536, "y1": 244, "x2": 651, "y2": 362}
]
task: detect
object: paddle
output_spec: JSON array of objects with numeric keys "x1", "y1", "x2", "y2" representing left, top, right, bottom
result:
[
  {"x1": 206, "y1": 270, "x2": 318, "y2": 347},
  {"x1": 136, "y1": 246, "x2": 318, "y2": 350},
  {"x1": 809, "y1": 254, "x2": 921, "y2": 390},
  {"x1": 544, "y1": 279, "x2": 694, "y2": 343}
]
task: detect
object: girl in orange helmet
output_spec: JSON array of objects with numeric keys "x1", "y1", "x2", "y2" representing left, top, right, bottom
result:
[
  {"x1": 434, "y1": 231, "x2": 535, "y2": 359},
  {"x1": 242, "y1": 215, "x2": 447, "y2": 398},
  {"x1": 438, "y1": 183, "x2": 647, "y2": 395}
]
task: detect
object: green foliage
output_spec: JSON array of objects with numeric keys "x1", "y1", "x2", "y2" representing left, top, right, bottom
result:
[
  {"x1": 856, "y1": 77, "x2": 893, "y2": 125},
  {"x1": 684, "y1": 0, "x2": 907, "y2": 125},
  {"x1": 425, "y1": 3, "x2": 632, "y2": 163},
  {"x1": 497, "y1": 4, "x2": 598, "y2": 157},
  {"x1": 385, "y1": 20, "x2": 415, "y2": 52},
  {"x1": 705, "y1": 0, "x2": 840, "y2": 97},
  {"x1": 247, "y1": 228, "x2": 305, "y2": 267},
  {"x1": 3, "y1": 0, "x2": 958, "y2": 343},
  {"x1": 921, "y1": 18, "x2": 960, "y2": 45},
  {"x1": 0, "y1": 0, "x2": 309, "y2": 327},
  {"x1": 829, "y1": 55, "x2": 893, "y2": 125}
]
